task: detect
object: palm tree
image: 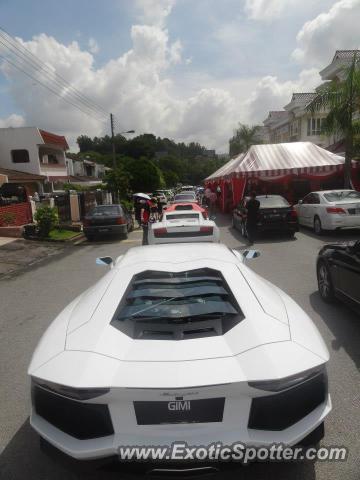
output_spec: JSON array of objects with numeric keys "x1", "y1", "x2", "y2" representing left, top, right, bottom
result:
[
  {"x1": 307, "y1": 53, "x2": 360, "y2": 188},
  {"x1": 229, "y1": 124, "x2": 261, "y2": 157}
]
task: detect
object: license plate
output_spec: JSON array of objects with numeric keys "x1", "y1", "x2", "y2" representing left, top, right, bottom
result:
[
  {"x1": 268, "y1": 214, "x2": 281, "y2": 219},
  {"x1": 99, "y1": 228, "x2": 110, "y2": 232},
  {"x1": 134, "y1": 397, "x2": 225, "y2": 425}
]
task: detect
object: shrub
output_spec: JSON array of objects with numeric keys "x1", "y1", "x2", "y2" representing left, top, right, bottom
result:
[{"x1": 34, "y1": 206, "x2": 58, "y2": 238}]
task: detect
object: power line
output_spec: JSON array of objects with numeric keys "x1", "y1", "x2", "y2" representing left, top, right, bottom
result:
[
  {"x1": 0, "y1": 26, "x2": 109, "y2": 117},
  {"x1": 0, "y1": 53, "x2": 108, "y2": 123},
  {"x1": 0, "y1": 27, "x2": 109, "y2": 121}
]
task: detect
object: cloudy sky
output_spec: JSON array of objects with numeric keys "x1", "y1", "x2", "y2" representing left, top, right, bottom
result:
[{"x1": 0, "y1": 0, "x2": 359, "y2": 151}]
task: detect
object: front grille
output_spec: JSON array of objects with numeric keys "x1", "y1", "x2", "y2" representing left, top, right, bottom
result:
[
  {"x1": 32, "y1": 385, "x2": 114, "y2": 440},
  {"x1": 248, "y1": 372, "x2": 327, "y2": 431}
]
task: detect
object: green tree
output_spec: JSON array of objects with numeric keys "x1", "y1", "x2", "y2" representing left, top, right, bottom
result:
[
  {"x1": 308, "y1": 53, "x2": 360, "y2": 188},
  {"x1": 104, "y1": 165, "x2": 130, "y2": 200},
  {"x1": 163, "y1": 170, "x2": 179, "y2": 187},
  {"x1": 229, "y1": 124, "x2": 261, "y2": 156},
  {"x1": 124, "y1": 157, "x2": 162, "y2": 192}
]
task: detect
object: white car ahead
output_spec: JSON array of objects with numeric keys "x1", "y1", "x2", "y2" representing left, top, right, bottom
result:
[
  {"x1": 173, "y1": 192, "x2": 197, "y2": 203},
  {"x1": 148, "y1": 209, "x2": 219, "y2": 244},
  {"x1": 28, "y1": 243, "x2": 330, "y2": 461},
  {"x1": 295, "y1": 189, "x2": 360, "y2": 235}
]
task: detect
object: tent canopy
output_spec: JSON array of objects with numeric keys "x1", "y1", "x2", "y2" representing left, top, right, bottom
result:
[{"x1": 206, "y1": 142, "x2": 345, "y2": 182}]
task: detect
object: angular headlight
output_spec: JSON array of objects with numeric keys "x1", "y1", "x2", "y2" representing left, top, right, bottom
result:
[
  {"x1": 31, "y1": 377, "x2": 110, "y2": 400},
  {"x1": 248, "y1": 365, "x2": 327, "y2": 392}
]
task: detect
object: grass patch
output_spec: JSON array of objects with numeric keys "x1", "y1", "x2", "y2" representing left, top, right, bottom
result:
[{"x1": 48, "y1": 229, "x2": 79, "y2": 241}]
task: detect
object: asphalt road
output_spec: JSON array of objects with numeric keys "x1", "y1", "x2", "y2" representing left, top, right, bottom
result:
[{"x1": 0, "y1": 219, "x2": 359, "y2": 480}]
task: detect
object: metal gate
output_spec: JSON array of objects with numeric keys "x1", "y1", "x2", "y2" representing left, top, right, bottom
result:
[{"x1": 53, "y1": 193, "x2": 71, "y2": 222}]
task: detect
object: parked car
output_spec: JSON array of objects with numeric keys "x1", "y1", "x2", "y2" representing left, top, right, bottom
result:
[
  {"x1": 83, "y1": 204, "x2": 133, "y2": 241},
  {"x1": 148, "y1": 204, "x2": 218, "y2": 244},
  {"x1": 28, "y1": 243, "x2": 330, "y2": 461},
  {"x1": 295, "y1": 190, "x2": 360, "y2": 235},
  {"x1": 232, "y1": 195, "x2": 299, "y2": 238},
  {"x1": 317, "y1": 240, "x2": 360, "y2": 312},
  {"x1": 173, "y1": 192, "x2": 197, "y2": 204}
]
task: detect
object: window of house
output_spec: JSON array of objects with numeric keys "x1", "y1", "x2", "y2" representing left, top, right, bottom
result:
[
  {"x1": 307, "y1": 118, "x2": 324, "y2": 136},
  {"x1": 48, "y1": 154, "x2": 58, "y2": 164},
  {"x1": 290, "y1": 120, "x2": 299, "y2": 137},
  {"x1": 11, "y1": 149, "x2": 30, "y2": 163}
]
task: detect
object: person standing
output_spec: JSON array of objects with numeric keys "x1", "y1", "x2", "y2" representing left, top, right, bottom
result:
[
  {"x1": 140, "y1": 199, "x2": 151, "y2": 245},
  {"x1": 245, "y1": 191, "x2": 260, "y2": 245},
  {"x1": 134, "y1": 198, "x2": 142, "y2": 229}
]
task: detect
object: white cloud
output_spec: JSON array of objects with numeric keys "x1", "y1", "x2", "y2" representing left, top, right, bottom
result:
[
  {"x1": 88, "y1": 37, "x2": 99, "y2": 54},
  {"x1": 0, "y1": 25, "x2": 238, "y2": 150},
  {"x1": 292, "y1": 0, "x2": 360, "y2": 66},
  {"x1": 244, "y1": 0, "x2": 296, "y2": 20},
  {"x1": 134, "y1": 0, "x2": 176, "y2": 27},
  {"x1": 0, "y1": 114, "x2": 25, "y2": 128},
  {"x1": 246, "y1": 68, "x2": 320, "y2": 122}
]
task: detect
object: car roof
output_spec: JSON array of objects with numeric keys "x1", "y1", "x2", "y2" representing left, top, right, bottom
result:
[
  {"x1": 165, "y1": 202, "x2": 204, "y2": 212},
  {"x1": 118, "y1": 243, "x2": 239, "y2": 268}
]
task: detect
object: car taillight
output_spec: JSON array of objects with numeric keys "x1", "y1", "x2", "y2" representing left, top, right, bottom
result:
[
  {"x1": 200, "y1": 226, "x2": 213, "y2": 234},
  {"x1": 326, "y1": 207, "x2": 346, "y2": 214},
  {"x1": 116, "y1": 217, "x2": 127, "y2": 224},
  {"x1": 154, "y1": 227, "x2": 167, "y2": 237},
  {"x1": 83, "y1": 218, "x2": 90, "y2": 227},
  {"x1": 290, "y1": 208, "x2": 298, "y2": 219}
]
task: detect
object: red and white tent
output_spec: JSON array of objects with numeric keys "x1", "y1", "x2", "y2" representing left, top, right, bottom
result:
[{"x1": 205, "y1": 142, "x2": 360, "y2": 212}]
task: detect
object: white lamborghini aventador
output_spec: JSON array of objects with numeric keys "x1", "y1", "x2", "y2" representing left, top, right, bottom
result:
[{"x1": 28, "y1": 243, "x2": 331, "y2": 461}]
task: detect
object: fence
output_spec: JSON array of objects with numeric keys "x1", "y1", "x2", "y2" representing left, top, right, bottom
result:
[{"x1": 0, "y1": 202, "x2": 32, "y2": 226}]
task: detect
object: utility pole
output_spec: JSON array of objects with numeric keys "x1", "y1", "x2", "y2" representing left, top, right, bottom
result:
[{"x1": 110, "y1": 113, "x2": 116, "y2": 170}]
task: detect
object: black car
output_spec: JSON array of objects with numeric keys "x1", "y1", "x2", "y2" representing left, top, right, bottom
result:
[
  {"x1": 83, "y1": 204, "x2": 134, "y2": 241},
  {"x1": 232, "y1": 195, "x2": 299, "y2": 238},
  {"x1": 317, "y1": 240, "x2": 360, "y2": 312}
]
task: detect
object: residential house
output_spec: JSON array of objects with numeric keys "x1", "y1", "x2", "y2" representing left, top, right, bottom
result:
[
  {"x1": 0, "y1": 127, "x2": 69, "y2": 192},
  {"x1": 284, "y1": 93, "x2": 334, "y2": 148},
  {"x1": 320, "y1": 50, "x2": 360, "y2": 83},
  {"x1": 66, "y1": 157, "x2": 111, "y2": 186},
  {"x1": 263, "y1": 111, "x2": 290, "y2": 144}
]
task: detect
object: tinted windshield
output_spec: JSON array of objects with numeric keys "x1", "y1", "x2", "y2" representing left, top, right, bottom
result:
[
  {"x1": 324, "y1": 191, "x2": 360, "y2": 202},
  {"x1": 89, "y1": 205, "x2": 122, "y2": 216},
  {"x1": 165, "y1": 213, "x2": 200, "y2": 220},
  {"x1": 115, "y1": 268, "x2": 240, "y2": 321},
  {"x1": 175, "y1": 194, "x2": 195, "y2": 201},
  {"x1": 258, "y1": 196, "x2": 290, "y2": 208}
]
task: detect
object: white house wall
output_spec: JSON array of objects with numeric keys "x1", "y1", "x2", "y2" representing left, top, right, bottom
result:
[{"x1": 0, "y1": 127, "x2": 43, "y2": 175}]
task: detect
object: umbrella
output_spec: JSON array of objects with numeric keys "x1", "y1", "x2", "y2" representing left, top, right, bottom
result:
[{"x1": 133, "y1": 193, "x2": 151, "y2": 200}]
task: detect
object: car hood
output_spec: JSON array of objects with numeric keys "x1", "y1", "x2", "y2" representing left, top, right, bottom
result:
[{"x1": 64, "y1": 261, "x2": 291, "y2": 362}]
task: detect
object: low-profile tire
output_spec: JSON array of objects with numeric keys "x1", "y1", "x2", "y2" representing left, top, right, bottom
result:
[
  {"x1": 85, "y1": 234, "x2": 94, "y2": 241},
  {"x1": 317, "y1": 260, "x2": 335, "y2": 303},
  {"x1": 287, "y1": 231, "x2": 296, "y2": 239},
  {"x1": 314, "y1": 216, "x2": 323, "y2": 236},
  {"x1": 231, "y1": 216, "x2": 235, "y2": 229},
  {"x1": 121, "y1": 228, "x2": 128, "y2": 240}
]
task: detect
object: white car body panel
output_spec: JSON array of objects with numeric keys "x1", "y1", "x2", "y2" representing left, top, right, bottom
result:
[
  {"x1": 295, "y1": 190, "x2": 360, "y2": 231},
  {"x1": 28, "y1": 243, "x2": 331, "y2": 460},
  {"x1": 148, "y1": 213, "x2": 220, "y2": 245}
]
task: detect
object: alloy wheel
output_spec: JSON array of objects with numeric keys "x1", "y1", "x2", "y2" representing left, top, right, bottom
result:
[{"x1": 318, "y1": 264, "x2": 330, "y2": 299}]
